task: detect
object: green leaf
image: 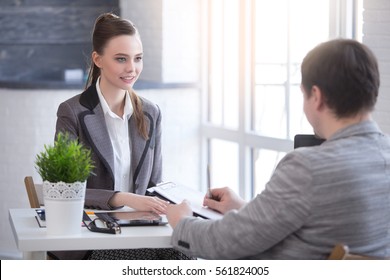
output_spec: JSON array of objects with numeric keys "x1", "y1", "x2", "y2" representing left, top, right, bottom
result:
[{"x1": 35, "y1": 132, "x2": 94, "y2": 183}]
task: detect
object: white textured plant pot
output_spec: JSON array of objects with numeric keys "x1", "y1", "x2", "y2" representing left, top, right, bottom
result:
[{"x1": 43, "y1": 181, "x2": 86, "y2": 235}]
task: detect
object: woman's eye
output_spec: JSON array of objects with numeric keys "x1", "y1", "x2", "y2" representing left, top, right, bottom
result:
[
  {"x1": 116, "y1": 57, "x2": 126, "y2": 63},
  {"x1": 135, "y1": 56, "x2": 143, "y2": 62}
]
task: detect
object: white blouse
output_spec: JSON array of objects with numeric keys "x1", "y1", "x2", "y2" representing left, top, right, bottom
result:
[{"x1": 96, "y1": 77, "x2": 133, "y2": 193}]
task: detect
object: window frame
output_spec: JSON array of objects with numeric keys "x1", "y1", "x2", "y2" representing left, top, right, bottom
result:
[{"x1": 200, "y1": 0, "x2": 362, "y2": 200}]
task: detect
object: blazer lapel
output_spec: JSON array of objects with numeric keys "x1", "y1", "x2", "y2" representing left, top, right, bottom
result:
[
  {"x1": 79, "y1": 86, "x2": 115, "y2": 182},
  {"x1": 130, "y1": 112, "x2": 154, "y2": 188}
]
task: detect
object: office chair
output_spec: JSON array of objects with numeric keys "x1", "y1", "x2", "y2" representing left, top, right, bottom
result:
[
  {"x1": 293, "y1": 134, "x2": 325, "y2": 149},
  {"x1": 24, "y1": 176, "x2": 55, "y2": 260},
  {"x1": 328, "y1": 244, "x2": 389, "y2": 260}
]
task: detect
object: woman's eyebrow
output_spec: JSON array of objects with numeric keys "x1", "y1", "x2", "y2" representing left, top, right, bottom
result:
[{"x1": 114, "y1": 52, "x2": 143, "y2": 57}]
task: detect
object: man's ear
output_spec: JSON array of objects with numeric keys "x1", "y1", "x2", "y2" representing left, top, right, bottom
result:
[
  {"x1": 311, "y1": 85, "x2": 325, "y2": 111},
  {"x1": 92, "y1": 52, "x2": 102, "y2": 68}
]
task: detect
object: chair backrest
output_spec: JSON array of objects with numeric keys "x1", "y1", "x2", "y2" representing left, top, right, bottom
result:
[
  {"x1": 294, "y1": 134, "x2": 325, "y2": 149},
  {"x1": 328, "y1": 244, "x2": 388, "y2": 260},
  {"x1": 24, "y1": 176, "x2": 44, "y2": 208},
  {"x1": 24, "y1": 176, "x2": 53, "y2": 260}
]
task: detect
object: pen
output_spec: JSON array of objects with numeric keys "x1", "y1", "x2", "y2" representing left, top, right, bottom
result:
[{"x1": 207, "y1": 164, "x2": 212, "y2": 198}]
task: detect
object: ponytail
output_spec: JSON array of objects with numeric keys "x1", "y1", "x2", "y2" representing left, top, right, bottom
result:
[
  {"x1": 129, "y1": 90, "x2": 149, "y2": 140},
  {"x1": 85, "y1": 63, "x2": 100, "y2": 89}
]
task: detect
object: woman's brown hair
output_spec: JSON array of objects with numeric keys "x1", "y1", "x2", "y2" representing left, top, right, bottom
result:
[{"x1": 85, "y1": 13, "x2": 148, "y2": 139}]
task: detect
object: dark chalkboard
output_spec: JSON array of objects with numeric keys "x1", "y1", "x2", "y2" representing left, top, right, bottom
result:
[{"x1": 0, "y1": 0, "x2": 119, "y2": 89}]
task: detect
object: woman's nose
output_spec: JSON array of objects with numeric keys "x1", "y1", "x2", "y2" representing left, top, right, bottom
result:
[{"x1": 125, "y1": 61, "x2": 134, "y2": 72}]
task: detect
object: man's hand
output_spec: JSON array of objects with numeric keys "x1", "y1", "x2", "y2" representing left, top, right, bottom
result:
[
  {"x1": 166, "y1": 200, "x2": 193, "y2": 229},
  {"x1": 203, "y1": 187, "x2": 246, "y2": 214}
]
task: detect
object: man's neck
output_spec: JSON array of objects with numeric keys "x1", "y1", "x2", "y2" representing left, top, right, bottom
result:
[{"x1": 320, "y1": 113, "x2": 371, "y2": 139}]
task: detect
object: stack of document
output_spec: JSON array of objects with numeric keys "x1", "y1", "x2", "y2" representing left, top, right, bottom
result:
[{"x1": 148, "y1": 182, "x2": 223, "y2": 220}]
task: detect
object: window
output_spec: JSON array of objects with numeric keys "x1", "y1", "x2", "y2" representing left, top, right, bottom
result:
[{"x1": 202, "y1": 0, "x2": 363, "y2": 199}]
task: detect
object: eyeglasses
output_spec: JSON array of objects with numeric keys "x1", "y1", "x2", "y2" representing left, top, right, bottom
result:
[{"x1": 83, "y1": 217, "x2": 121, "y2": 235}]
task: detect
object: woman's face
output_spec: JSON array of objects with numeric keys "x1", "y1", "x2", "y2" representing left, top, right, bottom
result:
[{"x1": 93, "y1": 34, "x2": 143, "y2": 90}]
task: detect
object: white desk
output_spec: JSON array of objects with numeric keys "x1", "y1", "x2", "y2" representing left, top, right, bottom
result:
[{"x1": 9, "y1": 208, "x2": 173, "y2": 259}]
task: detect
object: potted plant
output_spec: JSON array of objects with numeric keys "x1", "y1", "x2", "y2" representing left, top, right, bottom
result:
[{"x1": 35, "y1": 132, "x2": 94, "y2": 235}]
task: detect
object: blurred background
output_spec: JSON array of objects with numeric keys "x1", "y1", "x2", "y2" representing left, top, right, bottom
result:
[{"x1": 1, "y1": 0, "x2": 389, "y2": 259}]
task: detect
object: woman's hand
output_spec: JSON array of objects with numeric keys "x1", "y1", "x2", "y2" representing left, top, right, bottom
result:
[
  {"x1": 109, "y1": 192, "x2": 170, "y2": 214},
  {"x1": 129, "y1": 195, "x2": 170, "y2": 214}
]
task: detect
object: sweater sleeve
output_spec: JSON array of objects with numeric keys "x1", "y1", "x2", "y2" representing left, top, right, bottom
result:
[{"x1": 171, "y1": 151, "x2": 314, "y2": 259}]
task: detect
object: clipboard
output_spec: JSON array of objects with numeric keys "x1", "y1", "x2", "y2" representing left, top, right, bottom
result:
[{"x1": 147, "y1": 182, "x2": 223, "y2": 220}]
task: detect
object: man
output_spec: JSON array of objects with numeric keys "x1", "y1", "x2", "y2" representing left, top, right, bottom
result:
[{"x1": 166, "y1": 39, "x2": 390, "y2": 259}]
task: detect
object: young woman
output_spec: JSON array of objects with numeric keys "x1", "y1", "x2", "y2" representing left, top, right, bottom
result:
[{"x1": 55, "y1": 13, "x2": 189, "y2": 260}]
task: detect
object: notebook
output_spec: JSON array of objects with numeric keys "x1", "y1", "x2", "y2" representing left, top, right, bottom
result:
[{"x1": 147, "y1": 182, "x2": 223, "y2": 220}]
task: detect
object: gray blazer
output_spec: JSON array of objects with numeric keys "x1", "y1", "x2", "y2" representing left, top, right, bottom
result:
[
  {"x1": 171, "y1": 121, "x2": 390, "y2": 259},
  {"x1": 56, "y1": 84, "x2": 162, "y2": 210}
]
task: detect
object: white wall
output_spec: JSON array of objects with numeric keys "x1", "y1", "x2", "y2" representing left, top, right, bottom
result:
[
  {"x1": 161, "y1": 0, "x2": 200, "y2": 83},
  {"x1": 120, "y1": 0, "x2": 200, "y2": 83},
  {"x1": 0, "y1": 87, "x2": 200, "y2": 259}
]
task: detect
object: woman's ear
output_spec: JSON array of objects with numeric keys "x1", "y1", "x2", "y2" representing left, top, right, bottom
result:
[{"x1": 92, "y1": 52, "x2": 102, "y2": 68}]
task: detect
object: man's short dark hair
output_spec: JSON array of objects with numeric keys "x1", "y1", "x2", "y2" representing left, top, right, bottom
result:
[{"x1": 301, "y1": 39, "x2": 380, "y2": 118}]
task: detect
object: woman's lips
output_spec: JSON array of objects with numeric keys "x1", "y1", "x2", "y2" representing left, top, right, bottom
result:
[{"x1": 121, "y1": 76, "x2": 136, "y2": 84}]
